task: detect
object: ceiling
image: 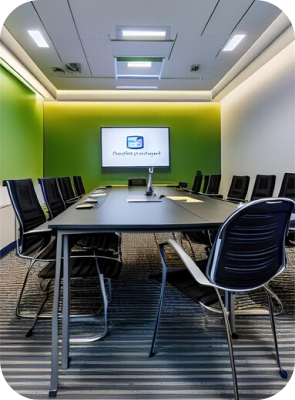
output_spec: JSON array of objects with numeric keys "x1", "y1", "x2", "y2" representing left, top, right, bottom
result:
[{"x1": 2, "y1": 0, "x2": 289, "y2": 91}]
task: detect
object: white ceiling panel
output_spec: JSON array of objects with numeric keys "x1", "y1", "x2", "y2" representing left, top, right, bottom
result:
[
  {"x1": 202, "y1": 0, "x2": 255, "y2": 36},
  {"x1": 34, "y1": 0, "x2": 79, "y2": 40},
  {"x1": 69, "y1": 0, "x2": 219, "y2": 39},
  {"x1": 82, "y1": 40, "x2": 115, "y2": 76},
  {"x1": 3, "y1": 0, "x2": 287, "y2": 92}
]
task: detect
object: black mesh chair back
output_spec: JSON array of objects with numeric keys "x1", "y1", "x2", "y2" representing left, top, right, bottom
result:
[
  {"x1": 278, "y1": 173, "x2": 295, "y2": 200},
  {"x1": 39, "y1": 178, "x2": 66, "y2": 219},
  {"x1": 250, "y1": 175, "x2": 276, "y2": 201},
  {"x1": 3, "y1": 179, "x2": 50, "y2": 255},
  {"x1": 207, "y1": 198, "x2": 294, "y2": 290},
  {"x1": 73, "y1": 175, "x2": 85, "y2": 196},
  {"x1": 203, "y1": 175, "x2": 210, "y2": 193},
  {"x1": 207, "y1": 175, "x2": 221, "y2": 194},
  {"x1": 227, "y1": 175, "x2": 250, "y2": 201},
  {"x1": 56, "y1": 176, "x2": 80, "y2": 206},
  {"x1": 191, "y1": 174, "x2": 203, "y2": 193},
  {"x1": 128, "y1": 178, "x2": 147, "y2": 186}
]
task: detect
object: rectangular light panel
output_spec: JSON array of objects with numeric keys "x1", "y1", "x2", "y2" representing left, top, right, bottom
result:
[
  {"x1": 223, "y1": 34, "x2": 246, "y2": 51},
  {"x1": 28, "y1": 30, "x2": 49, "y2": 48}
]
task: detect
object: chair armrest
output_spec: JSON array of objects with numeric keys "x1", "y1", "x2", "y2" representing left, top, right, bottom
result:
[
  {"x1": 167, "y1": 239, "x2": 213, "y2": 287},
  {"x1": 66, "y1": 195, "x2": 82, "y2": 204},
  {"x1": 24, "y1": 228, "x2": 52, "y2": 235}
]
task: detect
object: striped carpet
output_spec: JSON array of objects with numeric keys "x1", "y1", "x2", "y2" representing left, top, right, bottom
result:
[{"x1": 0, "y1": 233, "x2": 294, "y2": 400}]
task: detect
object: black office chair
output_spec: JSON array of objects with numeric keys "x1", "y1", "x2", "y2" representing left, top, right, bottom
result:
[
  {"x1": 3, "y1": 179, "x2": 105, "y2": 337},
  {"x1": 56, "y1": 176, "x2": 81, "y2": 207},
  {"x1": 191, "y1": 174, "x2": 203, "y2": 194},
  {"x1": 206, "y1": 174, "x2": 221, "y2": 194},
  {"x1": 150, "y1": 197, "x2": 294, "y2": 400},
  {"x1": 279, "y1": 173, "x2": 295, "y2": 199},
  {"x1": 202, "y1": 175, "x2": 210, "y2": 193},
  {"x1": 73, "y1": 175, "x2": 86, "y2": 197},
  {"x1": 39, "y1": 176, "x2": 122, "y2": 307},
  {"x1": 128, "y1": 178, "x2": 147, "y2": 186},
  {"x1": 3, "y1": 179, "x2": 118, "y2": 341},
  {"x1": 39, "y1": 177, "x2": 66, "y2": 219},
  {"x1": 226, "y1": 175, "x2": 250, "y2": 202},
  {"x1": 250, "y1": 174, "x2": 276, "y2": 201},
  {"x1": 278, "y1": 173, "x2": 295, "y2": 245}
]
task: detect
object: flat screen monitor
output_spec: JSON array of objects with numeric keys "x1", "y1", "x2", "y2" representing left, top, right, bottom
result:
[{"x1": 101, "y1": 127, "x2": 170, "y2": 168}]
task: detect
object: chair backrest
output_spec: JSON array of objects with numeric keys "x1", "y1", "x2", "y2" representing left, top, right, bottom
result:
[
  {"x1": 3, "y1": 179, "x2": 48, "y2": 254},
  {"x1": 278, "y1": 173, "x2": 295, "y2": 200},
  {"x1": 206, "y1": 198, "x2": 294, "y2": 291},
  {"x1": 191, "y1": 175, "x2": 203, "y2": 193},
  {"x1": 250, "y1": 174, "x2": 276, "y2": 201},
  {"x1": 227, "y1": 175, "x2": 250, "y2": 200},
  {"x1": 73, "y1": 175, "x2": 85, "y2": 196},
  {"x1": 39, "y1": 178, "x2": 66, "y2": 219},
  {"x1": 203, "y1": 175, "x2": 210, "y2": 193},
  {"x1": 56, "y1": 177, "x2": 75, "y2": 202},
  {"x1": 207, "y1": 175, "x2": 221, "y2": 194},
  {"x1": 128, "y1": 178, "x2": 147, "y2": 187}
]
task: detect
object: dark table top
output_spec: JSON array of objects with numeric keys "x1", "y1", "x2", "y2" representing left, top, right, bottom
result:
[{"x1": 47, "y1": 186, "x2": 238, "y2": 232}]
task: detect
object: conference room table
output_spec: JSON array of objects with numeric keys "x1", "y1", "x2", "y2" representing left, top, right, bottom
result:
[{"x1": 45, "y1": 186, "x2": 239, "y2": 397}]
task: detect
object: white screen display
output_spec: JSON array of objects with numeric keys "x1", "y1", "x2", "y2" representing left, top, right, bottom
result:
[{"x1": 101, "y1": 127, "x2": 170, "y2": 168}]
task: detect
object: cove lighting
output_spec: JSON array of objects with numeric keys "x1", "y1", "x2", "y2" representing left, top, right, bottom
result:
[
  {"x1": 116, "y1": 86, "x2": 158, "y2": 90},
  {"x1": 122, "y1": 30, "x2": 166, "y2": 38},
  {"x1": 28, "y1": 30, "x2": 49, "y2": 48},
  {"x1": 223, "y1": 34, "x2": 246, "y2": 51},
  {"x1": 128, "y1": 61, "x2": 152, "y2": 68}
]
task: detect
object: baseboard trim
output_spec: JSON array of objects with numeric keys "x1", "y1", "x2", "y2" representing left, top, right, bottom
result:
[{"x1": 0, "y1": 241, "x2": 16, "y2": 258}]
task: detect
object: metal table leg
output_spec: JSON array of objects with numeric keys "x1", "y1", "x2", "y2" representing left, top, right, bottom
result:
[
  {"x1": 49, "y1": 231, "x2": 63, "y2": 397},
  {"x1": 62, "y1": 234, "x2": 71, "y2": 369}
]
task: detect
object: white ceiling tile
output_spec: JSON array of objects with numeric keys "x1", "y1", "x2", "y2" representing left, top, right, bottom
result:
[{"x1": 202, "y1": 0, "x2": 255, "y2": 36}]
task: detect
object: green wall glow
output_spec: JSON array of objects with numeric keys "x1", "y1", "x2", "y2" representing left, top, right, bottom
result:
[
  {"x1": 0, "y1": 65, "x2": 43, "y2": 183},
  {"x1": 44, "y1": 102, "x2": 221, "y2": 191}
]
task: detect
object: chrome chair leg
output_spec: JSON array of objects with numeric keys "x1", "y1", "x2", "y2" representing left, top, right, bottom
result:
[
  {"x1": 265, "y1": 288, "x2": 288, "y2": 379},
  {"x1": 149, "y1": 243, "x2": 167, "y2": 357},
  {"x1": 69, "y1": 258, "x2": 109, "y2": 343},
  {"x1": 216, "y1": 289, "x2": 239, "y2": 400},
  {"x1": 106, "y1": 278, "x2": 112, "y2": 302}
]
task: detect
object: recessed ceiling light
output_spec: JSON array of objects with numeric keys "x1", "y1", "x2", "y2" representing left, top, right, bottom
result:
[
  {"x1": 127, "y1": 62, "x2": 152, "y2": 68},
  {"x1": 116, "y1": 86, "x2": 158, "y2": 90},
  {"x1": 223, "y1": 34, "x2": 246, "y2": 51},
  {"x1": 122, "y1": 30, "x2": 166, "y2": 38},
  {"x1": 28, "y1": 30, "x2": 49, "y2": 48}
]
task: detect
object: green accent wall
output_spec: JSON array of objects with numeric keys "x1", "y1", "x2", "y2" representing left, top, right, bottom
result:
[
  {"x1": 44, "y1": 102, "x2": 221, "y2": 191},
  {"x1": 0, "y1": 65, "x2": 43, "y2": 183}
]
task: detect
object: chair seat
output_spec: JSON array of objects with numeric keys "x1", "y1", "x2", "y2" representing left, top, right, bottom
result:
[
  {"x1": 153, "y1": 259, "x2": 221, "y2": 306},
  {"x1": 38, "y1": 253, "x2": 121, "y2": 280}
]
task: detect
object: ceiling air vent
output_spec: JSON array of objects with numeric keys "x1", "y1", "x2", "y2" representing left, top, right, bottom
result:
[
  {"x1": 65, "y1": 63, "x2": 81, "y2": 73},
  {"x1": 190, "y1": 64, "x2": 200, "y2": 72},
  {"x1": 52, "y1": 67, "x2": 66, "y2": 74}
]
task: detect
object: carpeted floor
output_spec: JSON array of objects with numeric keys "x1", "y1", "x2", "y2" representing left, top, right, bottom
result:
[{"x1": 0, "y1": 233, "x2": 294, "y2": 400}]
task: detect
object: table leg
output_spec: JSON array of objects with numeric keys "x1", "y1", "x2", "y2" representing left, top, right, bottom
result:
[
  {"x1": 49, "y1": 231, "x2": 63, "y2": 397},
  {"x1": 62, "y1": 234, "x2": 71, "y2": 368}
]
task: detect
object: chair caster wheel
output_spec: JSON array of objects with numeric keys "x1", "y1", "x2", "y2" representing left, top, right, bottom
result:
[
  {"x1": 232, "y1": 332, "x2": 239, "y2": 339},
  {"x1": 279, "y1": 369, "x2": 288, "y2": 379}
]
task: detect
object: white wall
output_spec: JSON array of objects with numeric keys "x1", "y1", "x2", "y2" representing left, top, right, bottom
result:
[{"x1": 220, "y1": 41, "x2": 295, "y2": 200}]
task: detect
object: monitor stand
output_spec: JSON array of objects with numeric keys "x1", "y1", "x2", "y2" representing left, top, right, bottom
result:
[{"x1": 146, "y1": 167, "x2": 155, "y2": 196}]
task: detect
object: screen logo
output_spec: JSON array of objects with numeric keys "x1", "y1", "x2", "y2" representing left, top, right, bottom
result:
[{"x1": 126, "y1": 136, "x2": 144, "y2": 149}]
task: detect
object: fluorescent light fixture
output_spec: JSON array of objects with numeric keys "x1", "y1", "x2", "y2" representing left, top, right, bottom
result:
[
  {"x1": 28, "y1": 30, "x2": 49, "y2": 48},
  {"x1": 117, "y1": 74, "x2": 160, "y2": 79},
  {"x1": 122, "y1": 30, "x2": 166, "y2": 37},
  {"x1": 223, "y1": 34, "x2": 246, "y2": 51},
  {"x1": 128, "y1": 61, "x2": 152, "y2": 68},
  {"x1": 116, "y1": 86, "x2": 158, "y2": 90}
]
